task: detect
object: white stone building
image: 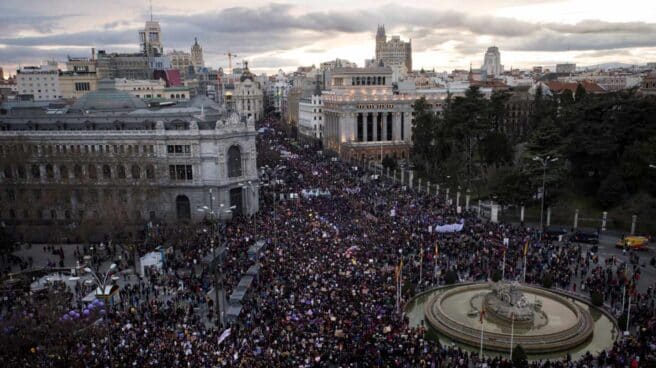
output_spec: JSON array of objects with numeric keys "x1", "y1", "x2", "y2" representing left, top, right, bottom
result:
[
  {"x1": 113, "y1": 78, "x2": 191, "y2": 101},
  {"x1": 225, "y1": 62, "x2": 263, "y2": 121},
  {"x1": 0, "y1": 81, "x2": 258, "y2": 242},
  {"x1": 191, "y1": 37, "x2": 204, "y2": 68},
  {"x1": 16, "y1": 64, "x2": 61, "y2": 101},
  {"x1": 168, "y1": 50, "x2": 193, "y2": 80},
  {"x1": 298, "y1": 87, "x2": 323, "y2": 140},
  {"x1": 375, "y1": 25, "x2": 412, "y2": 73},
  {"x1": 482, "y1": 46, "x2": 503, "y2": 79}
]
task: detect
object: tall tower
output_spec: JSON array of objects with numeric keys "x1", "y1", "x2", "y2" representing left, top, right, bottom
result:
[
  {"x1": 375, "y1": 25, "x2": 386, "y2": 61},
  {"x1": 139, "y1": 20, "x2": 163, "y2": 56},
  {"x1": 191, "y1": 37, "x2": 204, "y2": 67},
  {"x1": 483, "y1": 46, "x2": 503, "y2": 79}
]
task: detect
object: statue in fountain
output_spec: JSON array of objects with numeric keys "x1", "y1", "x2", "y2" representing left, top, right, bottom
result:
[{"x1": 483, "y1": 281, "x2": 541, "y2": 325}]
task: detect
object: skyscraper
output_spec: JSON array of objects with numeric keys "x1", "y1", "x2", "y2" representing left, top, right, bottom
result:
[{"x1": 482, "y1": 46, "x2": 503, "y2": 79}]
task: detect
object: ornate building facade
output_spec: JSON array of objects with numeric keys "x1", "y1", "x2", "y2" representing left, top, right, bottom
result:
[
  {"x1": 375, "y1": 25, "x2": 412, "y2": 73},
  {"x1": 225, "y1": 62, "x2": 263, "y2": 121},
  {"x1": 191, "y1": 37, "x2": 204, "y2": 68},
  {"x1": 0, "y1": 80, "x2": 258, "y2": 242}
]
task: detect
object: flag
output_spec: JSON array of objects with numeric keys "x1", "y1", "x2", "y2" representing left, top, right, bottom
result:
[
  {"x1": 523, "y1": 240, "x2": 529, "y2": 257},
  {"x1": 479, "y1": 305, "x2": 486, "y2": 324}
]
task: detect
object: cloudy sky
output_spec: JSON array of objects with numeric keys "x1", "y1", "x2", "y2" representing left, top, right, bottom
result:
[{"x1": 2, "y1": 0, "x2": 656, "y2": 76}]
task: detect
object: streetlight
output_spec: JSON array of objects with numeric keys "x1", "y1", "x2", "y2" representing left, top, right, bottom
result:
[
  {"x1": 240, "y1": 180, "x2": 259, "y2": 241},
  {"x1": 84, "y1": 263, "x2": 117, "y2": 296},
  {"x1": 533, "y1": 155, "x2": 558, "y2": 236},
  {"x1": 198, "y1": 202, "x2": 233, "y2": 328}
]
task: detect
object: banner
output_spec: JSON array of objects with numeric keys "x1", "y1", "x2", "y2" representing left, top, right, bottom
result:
[{"x1": 434, "y1": 220, "x2": 465, "y2": 233}]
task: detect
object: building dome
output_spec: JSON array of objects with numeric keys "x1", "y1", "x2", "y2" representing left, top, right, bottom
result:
[
  {"x1": 240, "y1": 61, "x2": 256, "y2": 82},
  {"x1": 72, "y1": 79, "x2": 147, "y2": 111}
]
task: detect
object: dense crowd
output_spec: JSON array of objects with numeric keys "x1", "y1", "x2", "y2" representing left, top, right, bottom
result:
[{"x1": 1, "y1": 116, "x2": 655, "y2": 367}]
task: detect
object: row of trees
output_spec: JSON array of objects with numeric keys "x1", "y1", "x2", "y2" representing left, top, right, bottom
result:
[{"x1": 411, "y1": 85, "x2": 656, "y2": 211}]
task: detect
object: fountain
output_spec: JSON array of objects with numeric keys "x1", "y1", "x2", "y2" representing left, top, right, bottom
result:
[{"x1": 423, "y1": 281, "x2": 597, "y2": 354}]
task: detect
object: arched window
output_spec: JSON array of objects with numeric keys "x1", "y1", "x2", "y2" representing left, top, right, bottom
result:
[
  {"x1": 145, "y1": 164, "x2": 155, "y2": 180},
  {"x1": 88, "y1": 164, "x2": 97, "y2": 179},
  {"x1": 74, "y1": 165, "x2": 82, "y2": 179},
  {"x1": 117, "y1": 165, "x2": 126, "y2": 179},
  {"x1": 176, "y1": 195, "x2": 191, "y2": 220},
  {"x1": 3, "y1": 165, "x2": 12, "y2": 179},
  {"x1": 131, "y1": 164, "x2": 141, "y2": 179},
  {"x1": 227, "y1": 145, "x2": 242, "y2": 178},
  {"x1": 102, "y1": 165, "x2": 111, "y2": 179},
  {"x1": 45, "y1": 164, "x2": 54, "y2": 179},
  {"x1": 60, "y1": 165, "x2": 68, "y2": 180},
  {"x1": 17, "y1": 165, "x2": 25, "y2": 179},
  {"x1": 32, "y1": 165, "x2": 41, "y2": 179}
]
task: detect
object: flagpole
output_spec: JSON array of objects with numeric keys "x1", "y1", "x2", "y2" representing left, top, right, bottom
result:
[
  {"x1": 479, "y1": 307, "x2": 485, "y2": 360},
  {"x1": 625, "y1": 292, "x2": 632, "y2": 335},
  {"x1": 509, "y1": 313, "x2": 514, "y2": 358},
  {"x1": 501, "y1": 249, "x2": 506, "y2": 281},
  {"x1": 621, "y1": 284, "x2": 626, "y2": 313},
  {"x1": 419, "y1": 249, "x2": 423, "y2": 287},
  {"x1": 522, "y1": 255, "x2": 527, "y2": 284}
]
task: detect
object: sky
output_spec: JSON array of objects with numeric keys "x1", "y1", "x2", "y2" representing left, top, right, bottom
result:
[{"x1": 2, "y1": 0, "x2": 656, "y2": 76}]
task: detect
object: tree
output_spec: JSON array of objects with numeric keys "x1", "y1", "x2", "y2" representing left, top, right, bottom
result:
[
  {"x1": 596, "y1": 172, "x2": 628, "y2": 208},
  {"x1": 575, "y1": 83, "x2": 587, "y2": 101},
  {"x1": 382, "y1": 155, "x2": 398, "y2": 171},
  {"x1": 411, "y1": 97, "x2": 439, "y2": 176},
  {"x1": 511, "y1": 344, "x2": 528, "y2": 367}
]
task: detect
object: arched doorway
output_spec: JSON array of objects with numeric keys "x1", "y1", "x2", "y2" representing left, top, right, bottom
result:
[
  {"x1": 176, "y1": 195, "x2": 191, "y2": 221},
  {"x1": 229, "y1": 188, "x2": 243, "y2": 217}
]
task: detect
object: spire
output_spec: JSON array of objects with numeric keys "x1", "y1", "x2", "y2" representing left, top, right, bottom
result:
[
  {"x1": 149, "y1": 0, "x2": 153, "y2": 21},
  {"x1": 194, "y1": 37, "x2": 198, "y2": 46}
]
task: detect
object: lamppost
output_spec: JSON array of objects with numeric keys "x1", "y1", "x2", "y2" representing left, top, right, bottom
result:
[
  {"x1": 197, "y1": 203, "x2": 234, "y2": 327},
  {"x1": 84, "y1": 263, "x2": 116, "y2": 290},
  {"x1": 533, "y1": 155, "x2": 558, "y2": 236},
  {"x1": 240, "y1": 180, "x2": 259, "y2": 241}
]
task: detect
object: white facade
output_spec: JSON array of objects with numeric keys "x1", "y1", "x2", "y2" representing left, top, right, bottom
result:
[
  {"x1": 139, "y1": 21, "x2": 163, "y2": 56},
  {"x1": 298, "y1": 94, "x2": 323, "y2": 139},
  {"x1": 16, "y1": 65, "x2": 61, "y2": 101},
  {"x1": 191, "y1": 37, "x2": 204, "y2": 68},
  {"x1": 483, "y1": 46, "x2": 503, "y2": 78},
  {"x1": 168, "y1": 50, "x2": 192, "y2": 80},
  {"x1": 113, "y1": 78, "x2": 190, "y2": 101}
]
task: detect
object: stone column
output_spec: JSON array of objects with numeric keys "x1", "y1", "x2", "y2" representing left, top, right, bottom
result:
[
  {"x1": 392, "y1": 112, "x2": 401, "y2": 141},
  {"x1": 630, "y1": 215, "x2": 637, "y2": 235},
  {"x1": 409, "y1": 171, "x2": 414, "y2": 188},
  {"x1": 361, "y1": 112, "x2": 366, "y2": 143},
  {"x1": 573, "y1": 209, "x2": 579, "y2": 230},
  {"x1": 435, "y1": 184, "x2": 439, "y2": 196},
  {"x1": 418, "y1": 178, "x2": 422, "y2": 192},
  {"x1": 427, "y1": 181, "x2": 431, "y2": 195},
  {"x1": 401, "y1": 170, "x2": 405, "y2": 185}
]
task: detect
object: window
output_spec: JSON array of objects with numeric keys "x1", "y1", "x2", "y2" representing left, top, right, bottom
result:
[
  {"x1": 74, "y1": 165, "x2": 82, "y2": 179},
  {"x1": 88, "y1": 164, "x2": 97, "y2": 179},
  {"x1": 146, "y1": 164, "x2": 155, "y2": 179},
  {"x1": 32, "y1": 164, "x2": 41, "y2": 179},
  {"x1": 33, "y1": 189, "x2": 41, "y2": 200},
  {"x1": 117, "y1": 165, "x2": 126, "y2": 179},
  {"x1": 169, "y1": 165, "x2": 193, "y2": 180},
  {"x1": 75, "y1": 82, "x2": 90, "y2": 91},
  {"x1": 60, "y1": 165, "x2": 68, "y2": 180},
  {"x1": 3, "y1": 165, "x2": 12, "y2": 179},
  {"x1": 17, "y1": 166, "x2": 26, "y2": 179},
  {"x1": 131, "y1": 165, "x2": 141, "y2": 179},
  {"x1": 102, "y1": 165, "x2": 111, "y2": 179},
  {"x1": 227, "y1": 145, "x2": 242, "y2": 178}
]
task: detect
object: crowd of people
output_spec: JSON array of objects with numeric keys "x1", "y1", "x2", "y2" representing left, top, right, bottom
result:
[{"x1": 1, "y1": 116, "x2": 655, "y2": 367}]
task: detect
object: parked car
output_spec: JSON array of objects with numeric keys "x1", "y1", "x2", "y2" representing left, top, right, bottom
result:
[
  {"x1": 570, "y1": 230, "x2": 599, "y2": 244},
  {"x1": 543, "y1": 226, "x2": 568, "y2": 241},
  {"x1": 616, "y1": 236, "x2": 649, "y2": 251}
]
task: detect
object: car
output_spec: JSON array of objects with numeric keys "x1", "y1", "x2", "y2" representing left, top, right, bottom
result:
[
  {"x1": 570, "y1": 230, "x2": 599, "y2": 244},
  {"x1": 615, "y1": 236, "x2": 649, "y2": 251},
  {"x1": 543, "y1": 226, "x2": 568, "y2": 241}
]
